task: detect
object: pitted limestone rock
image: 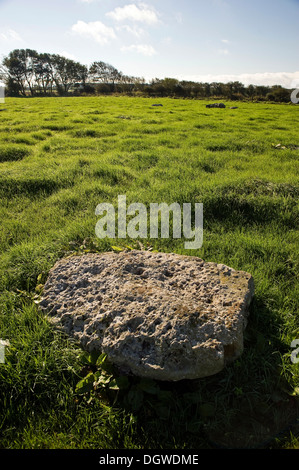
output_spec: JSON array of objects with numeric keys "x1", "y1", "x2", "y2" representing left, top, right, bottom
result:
[{"x1": 40, "y1": 251, "x2": 254, "y2": 381}]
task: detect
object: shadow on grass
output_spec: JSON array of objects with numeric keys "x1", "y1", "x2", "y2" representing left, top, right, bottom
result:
[
  {"x1": 201, "y1": 180, "x2": 298, "y2": 230},
  {"x1": 73, "y1": 296, "x2": 298, "y2": 450},
  {"x1": 202, "y1": 296, "x2": 299, "y2": 449}
]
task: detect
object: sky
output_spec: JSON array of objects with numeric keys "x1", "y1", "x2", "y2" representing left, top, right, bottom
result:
[{"x1": 0, "y1": 0, "x2": 299, "y2": 87}]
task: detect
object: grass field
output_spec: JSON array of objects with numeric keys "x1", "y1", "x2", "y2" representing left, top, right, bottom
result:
[{"x1": 0, "y1": 96, "x2": 298, "y2": 449}]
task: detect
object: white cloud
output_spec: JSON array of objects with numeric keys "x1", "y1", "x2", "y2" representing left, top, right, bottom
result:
[
  {"x1": 107, "y1": 3, "x2": 159, "y2": 25},
  {"x1": 175, "y1": 71, "x2": 299, "y2": 88},
  {"x1": 0, "y1": 28, "x2": 22, "y2": 42},
  {"x1": 71, "y1": 20, "x2": 116, "y2": 44},
  {"x1": 121, "y1": 44, "x2": 157, "y2": 56},
  {"x1": 290, "y1": 78, "x2": 299, "y2": 89},
  {"x1": 117, "y1": 24, "x2": 145, "y2": 38},
  {"x1": 221, "y1": 39, "x2": 230, "y2": 44}
]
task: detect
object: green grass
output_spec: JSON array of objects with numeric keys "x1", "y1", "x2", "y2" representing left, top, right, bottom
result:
[{"x1": 0, "y1": 96, "x2": 298, "y2": 449}]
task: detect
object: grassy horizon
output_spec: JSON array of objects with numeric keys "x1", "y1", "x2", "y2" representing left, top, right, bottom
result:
[{"x1": 0, "y1": 96, "x2": 298, "y2": 449}]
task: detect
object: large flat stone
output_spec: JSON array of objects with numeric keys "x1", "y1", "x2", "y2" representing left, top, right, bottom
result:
[{"x1": 40, "y1": 251, "x2": 254, "y2": 381}]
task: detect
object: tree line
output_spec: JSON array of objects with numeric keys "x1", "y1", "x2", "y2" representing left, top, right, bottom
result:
[{"x1": 0, "y1": 49, "x2": 293, "y2": 103}]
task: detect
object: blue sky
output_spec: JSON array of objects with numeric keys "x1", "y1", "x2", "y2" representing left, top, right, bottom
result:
[{"x1": 0, "y1": 0, "x2": 298, "y2": 86}]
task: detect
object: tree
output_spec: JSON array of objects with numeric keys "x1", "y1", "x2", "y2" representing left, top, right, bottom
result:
[
  {"x1": 5, "y1": 76, "x2": 22, "y2": 96},
  {"x1": 89, "y1": 61, "x2": 120, "y2": 85},
  {"x1": 0, "y1": 55, "x2": 25, "y2": 96},
  {"x1": 1, "y1": 48, "x2": 291, "y2": 102},
  {"x1": 42, "y1": 54, "x2": 87, "y2": 95},
  {"x1": 246, "y1": 84, "x2": 256, "y2": 101},
  {"x1": 89, "y1": 61, "x2": 109, "y2": 83},
  {"x1": 33, "y1": 53, "x2": 53, "y2": 94},
  {"x1": 255, "y1": 85, "x2": 271, "y2": 100},
  {"x1": 210, "y1": 82, "x2": 224, "y2": 97},
  {"x1": 161, "y1": 78, "x2": 179, "y2": 95},
  {"x1": 1, "y1": 49, "x2": 37, "y2": 96},
  {"x1": 76, "y1": 63, "x2": 88, "y2": 87},
  {"x1": 267, "y1": 85, "x2": 290, "y2": 103}
]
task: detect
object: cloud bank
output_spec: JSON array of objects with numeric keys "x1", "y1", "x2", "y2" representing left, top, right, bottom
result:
[{"x1": 176, "y1": 71, "x2": 299, "y2": 88}]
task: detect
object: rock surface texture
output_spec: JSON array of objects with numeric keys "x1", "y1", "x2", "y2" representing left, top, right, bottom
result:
[{"x1": 40, "y1": 251, "x2": 254, "y2": 381}]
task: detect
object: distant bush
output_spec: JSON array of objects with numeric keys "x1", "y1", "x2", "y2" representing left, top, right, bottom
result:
[
  {"x1": 266, "y1": 88, "x2": 290, "y2": 103},
  {"x1": 82, "y1": 84, "x2": 96, "y2": 95},
  {"x1": 96, "y1": 84, "x2": 113, "y2": 95},
  {"x1": 1, "y1": 48, "x2": 293, "y2": 102}
]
